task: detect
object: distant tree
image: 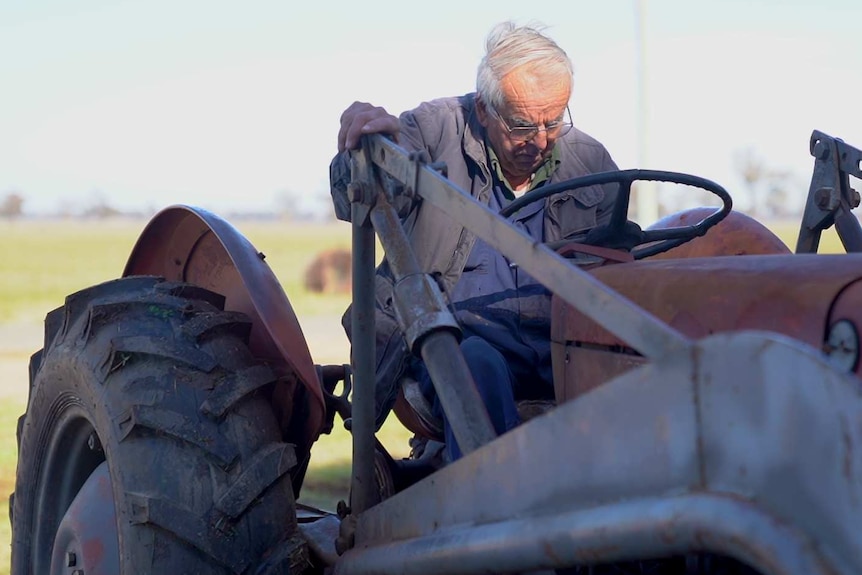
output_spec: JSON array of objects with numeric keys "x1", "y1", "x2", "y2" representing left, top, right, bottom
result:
[
  {"x1": 0, "y1": 192, "x2": 25, "y2": 219},
  {"x1": 83, "y1": 203, "x2": 122, "y2": 219},
  {"x1": 734, "y1": 148, "x2": 800, "y2": 218},
  {"x1": 735, "y1": 147, "x2": 767, "y2": 216},
  {"x1": 81, "y1": 191, "x2": 122, "y2": 219},
  {"x1": 763, "y1": 171, "x2": 802, "y2": 219},
  {"x1": 55, "y1": 199, "x2": 77, "y2": 219},
  {"x1": 275, "y1": 188, "x2": 300, "y2": 220},
  {"x1": 275, "y1": 187, "x2": 336, "y2": 221}
]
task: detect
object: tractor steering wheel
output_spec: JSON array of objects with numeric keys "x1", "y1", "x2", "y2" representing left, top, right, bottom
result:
[{"x1": 499, "y1": 169, "x2": 733, "y2": 260}]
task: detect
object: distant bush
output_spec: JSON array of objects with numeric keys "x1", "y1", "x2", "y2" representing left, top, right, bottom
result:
[
  {"x1": 0, "y1": 193, "x2": 24, "y2": 219},
  {"x1": 304, "y1": 248, "x2": 352, "y2": 294}
]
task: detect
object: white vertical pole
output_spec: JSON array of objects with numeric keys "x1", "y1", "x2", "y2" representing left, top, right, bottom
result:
[{"x1": 634, "y1": 0, "x2": 659, "y2": 224}]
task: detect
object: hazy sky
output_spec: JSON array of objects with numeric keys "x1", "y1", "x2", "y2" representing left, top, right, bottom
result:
[{"x1": 1, "y1": 0, "x2": 860, "y2": 217}]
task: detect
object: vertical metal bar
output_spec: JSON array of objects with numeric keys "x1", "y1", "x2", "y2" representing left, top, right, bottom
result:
[
  {"x1": 417, "y1": 332, "x2": 497, "y2": 453},
  {"x1": 633, "y1": 0, "x2": 659, "y2": 224},
  {"x1": 350, "y1": 208, "x2": 377, "y2": 513},
  {"x1": 795, "y1": 165, "x2": 830, "y2": 254},
  {"x1": 369, "y1": 197, "x2": 497, "y2": 454}
]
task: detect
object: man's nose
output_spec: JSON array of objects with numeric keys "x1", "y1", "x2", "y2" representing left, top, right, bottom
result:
[{"x1": 529, "y1": 129, "x2": 549, "y2": 149}]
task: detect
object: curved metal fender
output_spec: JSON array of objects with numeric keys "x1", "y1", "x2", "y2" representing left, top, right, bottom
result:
[{"x1": 123, "y1": 205, "x2": 325, "y2": 444}]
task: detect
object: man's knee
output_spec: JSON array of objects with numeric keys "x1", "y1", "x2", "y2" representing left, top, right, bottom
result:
[
  {"x1": 459, "y1": 336, "x2": 513, "y2": 398},
  {"x1": 460, "y1": 336, "x2": 505, "y2": 372}
]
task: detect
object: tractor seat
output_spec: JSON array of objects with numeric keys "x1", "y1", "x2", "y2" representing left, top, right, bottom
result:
[{"x1": 392, "y1": 377, "x2": 556, "y2": 442}]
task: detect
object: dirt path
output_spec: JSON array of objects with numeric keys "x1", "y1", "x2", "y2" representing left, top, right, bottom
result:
[
  {"x1": 0, "y1": 321, "x2": 43, "y2": 400},
  {"x1": 296, "y1": 314, "x2": 351, "y2": 365}
]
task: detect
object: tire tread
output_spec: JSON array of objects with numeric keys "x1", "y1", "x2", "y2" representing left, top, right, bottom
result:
[{"x1": 13, "y1": 276, "x2": 301, "y2": 574}]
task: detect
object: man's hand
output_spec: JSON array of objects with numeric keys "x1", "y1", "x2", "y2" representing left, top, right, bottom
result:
[{"x1": 337, "y1": 101, "x2": 400, "y2": 152}]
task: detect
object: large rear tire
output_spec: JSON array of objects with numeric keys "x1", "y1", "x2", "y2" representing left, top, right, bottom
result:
[{"x1": 12, "y1": 276, "x2": 306, "y2": 574}]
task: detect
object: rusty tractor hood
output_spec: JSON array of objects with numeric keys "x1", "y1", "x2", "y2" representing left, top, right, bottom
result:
[{"x1": 553, "y1": 253, "x2": 862, "y2": 376}]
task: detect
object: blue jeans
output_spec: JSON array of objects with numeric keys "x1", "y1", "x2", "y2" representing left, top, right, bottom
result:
[{"x1": 416, "y1": 336, "x2": 521, "y2": 460}]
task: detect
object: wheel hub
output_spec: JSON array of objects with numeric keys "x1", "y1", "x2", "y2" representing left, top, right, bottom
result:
[{"x1": 50, "y1": 461, "x2": 120, "y2": 575}]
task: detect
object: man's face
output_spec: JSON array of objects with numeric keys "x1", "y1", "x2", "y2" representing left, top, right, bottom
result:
[{"x1": 477, "y1": 70, "x2": 571, "y2": 184}]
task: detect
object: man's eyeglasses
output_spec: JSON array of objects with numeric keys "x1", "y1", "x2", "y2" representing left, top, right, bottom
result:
[{"x1": 489, "y1": 105, "x2": 573, "y2": 142}]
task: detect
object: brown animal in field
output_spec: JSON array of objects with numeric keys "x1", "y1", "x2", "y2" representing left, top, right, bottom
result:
[{"x1": 304, "y1": 248, "x2": 352, "y2": 294}]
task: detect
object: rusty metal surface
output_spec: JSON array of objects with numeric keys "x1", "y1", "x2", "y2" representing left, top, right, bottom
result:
[
  {"x1": 122, "y1": 205, "x2": 325, "y2": 443},
  {"x1": 350, "y1": 348, "x2": 700, "y2": 548},
  {"x1": 554, "y1": 345, "x2": 647, "y2": 403},
  {"x1": 298, "y1": 513, "x2": 342, "y2": 567},
  {"x1": 337, "y1": 494, "x2": 826, "y2": 575},
  {"x1": 392, "y1": 387, "x2": 443, "y2": 441},
  {"x1": 349, "y1": 205, "x2": 378, "y2": 515},
  {"x1": 337, "y1": 331, "x2": 862, "y2": 574},
  {"x1": 797, "y1": 131, "x2": 862, "y2": 253},
  {"x1": 697, "y1": 332, "x2": 862, "y2": 573},
  {"x1": 647, "y1": 207, "x2": 791, "y2": 259},
  {"x1": 553, "y1": 254, "x2": 862, "y2": 376}
]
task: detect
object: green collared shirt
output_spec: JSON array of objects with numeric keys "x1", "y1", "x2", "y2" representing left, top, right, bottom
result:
[{"x1": 487, "y1": 143, "x2": 561, "y2": 200}]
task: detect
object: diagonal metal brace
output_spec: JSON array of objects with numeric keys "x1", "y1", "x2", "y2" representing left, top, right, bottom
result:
[
  {"x1": 367, "y1": 191, "x2": 496, "y2": 455},
  {"x1": 364, "y1": 134, "x2": 692, "y2": 362},
  {"x1": 406, "y1": 149, "x2": 447, "y2": 198}
]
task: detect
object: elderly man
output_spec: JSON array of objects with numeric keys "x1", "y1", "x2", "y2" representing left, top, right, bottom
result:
[{"x1": 330, "y1": 21, "x2": 619, "y2": 460}]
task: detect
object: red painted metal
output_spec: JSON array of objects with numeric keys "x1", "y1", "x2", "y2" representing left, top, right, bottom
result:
[
  {"x1": 392, "y1": 387, "x2": 442, "y2": 441},
  {"x1": 550, "y1": 208, "x2": 797, "y2": 402},
  {"x1": 647, "y1": 207, "x2": 792, "y2": 259},
  {"x1": 122, "y1": 205, "x2": 325, "y2": 445},
  {"x1": 552, "y1": 344, "x2": 647, "y2": 403},
  {"x1": 552, "y1": 254, "x2": 862, "y2": 383}
]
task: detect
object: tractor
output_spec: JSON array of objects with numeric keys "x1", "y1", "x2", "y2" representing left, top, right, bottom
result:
[{"x1": 10, "y1": 129, "x2": 862, "y2": 574}]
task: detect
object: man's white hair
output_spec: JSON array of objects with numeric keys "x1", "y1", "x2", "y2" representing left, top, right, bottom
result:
[{"x1": 476, "y1": 21, "x2": 573, "y2": 111}]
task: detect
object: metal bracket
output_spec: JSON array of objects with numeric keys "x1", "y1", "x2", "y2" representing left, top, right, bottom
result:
[
  {"x1": 317, "y1": 364, "x2": 352, "y2": 435},
  {"x1": 796, "y1": 131, "x2": 862, "y2": 253},
  {"x1": 348, "y1": 138, "x2": 386, "y2": 226},
  {"x1": 406, "y1": 149, "x2": 447, "y2": 198},
  {"x1": 392, "y1": 273, "x2": 461, "y2": 353}
]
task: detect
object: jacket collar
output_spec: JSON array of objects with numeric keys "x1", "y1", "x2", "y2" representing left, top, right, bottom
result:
[{"x1": 461, "y1": 93, "x2": 489, "y2": 171}]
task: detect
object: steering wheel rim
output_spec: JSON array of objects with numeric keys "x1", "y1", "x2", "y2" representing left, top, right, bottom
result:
[{"x1": 500, "y1": 169, "x2": 733, "y2": 259}]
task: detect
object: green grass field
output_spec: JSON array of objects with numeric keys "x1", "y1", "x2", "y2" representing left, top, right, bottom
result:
[
  {"x1": 0, "y1": 214, "x2": 846, "y2": 572},
  {"x1": 0, "y1": 217, "x2": 412, "y2": 572},
  {"x1": 0, "y1": 217, "x2": 358, "y2": 323}
]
